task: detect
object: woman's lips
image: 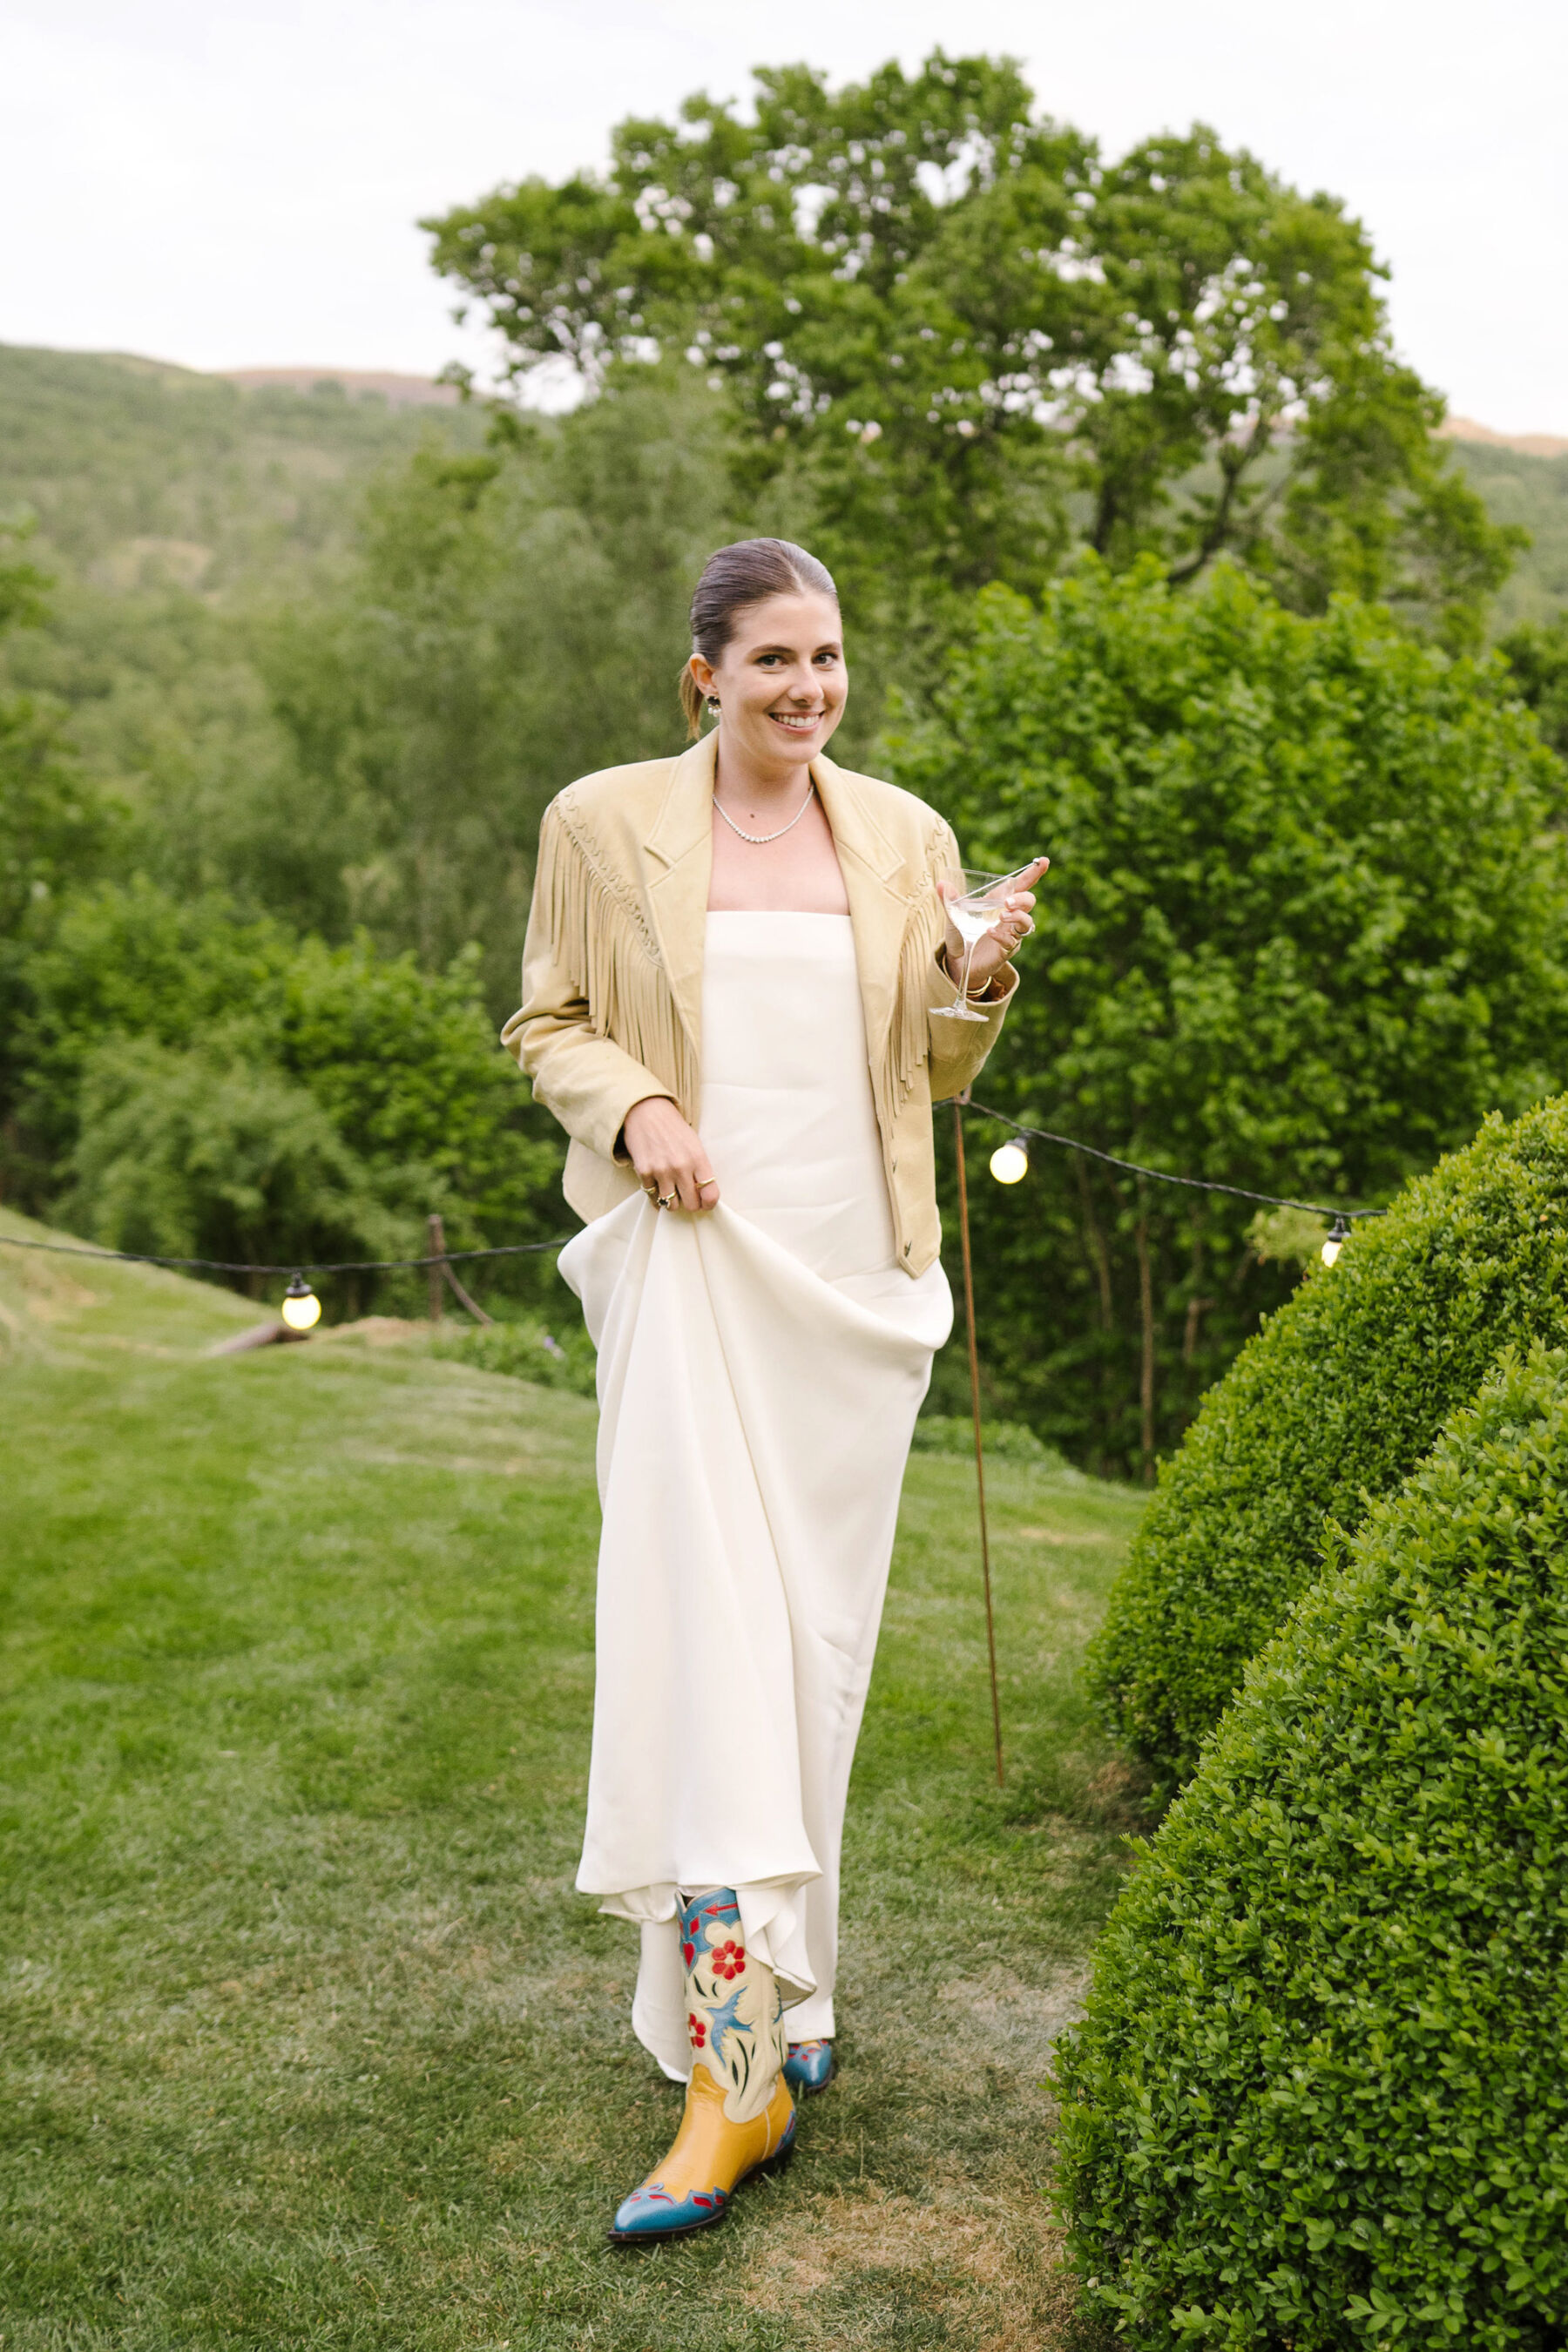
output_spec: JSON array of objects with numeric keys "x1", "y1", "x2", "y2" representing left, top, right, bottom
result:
[{"x1": 768, "y1": 711, "x2": 821, "y2": 733}]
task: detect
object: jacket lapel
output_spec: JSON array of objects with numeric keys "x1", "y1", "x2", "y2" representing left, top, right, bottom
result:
[
  {"x1": 811, "y1": 753, "x2": 925, "y2": 1076},
  {"x1": 644, "y1": 733, "x2": 718, "y2": 1066},
  {"x1": 641, "y1": 737, "x2": 926, "y2": 1085}
]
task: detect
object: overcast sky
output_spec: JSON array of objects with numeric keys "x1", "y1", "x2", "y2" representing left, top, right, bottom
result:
[{"x1": 4, "y1": 0, "x2": 1564, "y2": 432}]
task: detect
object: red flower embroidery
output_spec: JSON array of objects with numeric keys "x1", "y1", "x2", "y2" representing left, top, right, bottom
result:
[
  {"x1": 712, "y1": 1938, "x2": 747, "y2": 1981},
  {"x1": 688, "y1": 2012, "x2": 707, "y2": 2048}
]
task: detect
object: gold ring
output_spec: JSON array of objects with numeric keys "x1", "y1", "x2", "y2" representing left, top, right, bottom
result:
[
  {"x1": 657, "y1": 1192, "x2": 678, "y2": 1210},
  {"x1": 697, "y1": 1178, "x2": 718, "y2": 1193}
]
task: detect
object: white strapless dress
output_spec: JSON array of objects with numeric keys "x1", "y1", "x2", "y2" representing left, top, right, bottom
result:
[{"x1": 558, "y1": 912, "x2": 952, "y2": 2078}]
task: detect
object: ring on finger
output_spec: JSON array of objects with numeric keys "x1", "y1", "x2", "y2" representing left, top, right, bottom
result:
[
  {"x1": 657, "y1": 1191, "x2": 678, "y2": 1210},
  {"x1": 696, "y1": 1178, "x2": 718, "y2": 1194}
]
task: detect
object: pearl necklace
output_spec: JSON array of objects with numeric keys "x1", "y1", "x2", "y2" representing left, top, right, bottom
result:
[{"x1": 713, "y1": 781, "x2": 816, "y2": 846}]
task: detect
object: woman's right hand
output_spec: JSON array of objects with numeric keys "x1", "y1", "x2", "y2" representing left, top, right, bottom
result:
[{"x1": 622, "y1": 1097, "x2": 720, "y2": 1213}]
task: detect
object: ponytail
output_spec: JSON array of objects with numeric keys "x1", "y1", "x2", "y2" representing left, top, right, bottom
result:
[{"x1": 678, "y1": 663, "x2": 707, "y2": 741}]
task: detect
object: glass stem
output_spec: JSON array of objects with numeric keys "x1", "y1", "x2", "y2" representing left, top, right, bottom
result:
[{"x1": 958, "y1": 936, "x2": 977, "y2": 1002}]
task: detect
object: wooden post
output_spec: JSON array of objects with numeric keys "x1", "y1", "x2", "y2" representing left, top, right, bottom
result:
[
  {"x1": 425, "y1": 1210, "x2": 495, "y2": 1325},
  {"x1": 427, "y1": 1212, "x2": 445, "y2": 1323},
  {"x1": 953, "y1": 1095, "x2": 1004, "y2": 1788}
]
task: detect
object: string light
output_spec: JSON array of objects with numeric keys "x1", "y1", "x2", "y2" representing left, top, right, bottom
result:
[
  {"x1": 967, "y1": 1100, "x2": 1384, "y2": 1227},
  {"x1": 1320, "y1": 1216, "x2": 1350, "y2": 1268},
  {"x1": 280, "y1": 1274, "x2": 322, "y2": 1331},
  {"x1": 989, "y1": 1139, "x2": 1030, "y2": 1186}
]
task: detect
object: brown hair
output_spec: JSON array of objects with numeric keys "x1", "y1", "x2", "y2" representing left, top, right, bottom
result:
[{"x1": 677, "y1": 537, "x2": 839, "y2": 739}]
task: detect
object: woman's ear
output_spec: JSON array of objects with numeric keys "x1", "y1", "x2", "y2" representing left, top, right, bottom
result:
[{"x1": 688, "y1": 652, "x2": 717, "y2": 699}]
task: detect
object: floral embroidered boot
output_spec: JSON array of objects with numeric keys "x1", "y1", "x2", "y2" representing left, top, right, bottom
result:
[
  {"x1": 783, "y1": 2038, "x2": 835, "y2": 2095},
  {"x1": 609, "y1": 1888, "x2": 794, "y2": 2244}
]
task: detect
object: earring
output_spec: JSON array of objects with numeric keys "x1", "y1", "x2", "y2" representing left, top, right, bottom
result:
[{"x1": 707, "y1": 696, "x2": 720, "y2": 714}]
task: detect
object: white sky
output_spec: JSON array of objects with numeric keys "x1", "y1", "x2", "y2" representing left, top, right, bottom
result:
[{"x1": 3, "y1": 0, "x2": 1565, "y2": 432}]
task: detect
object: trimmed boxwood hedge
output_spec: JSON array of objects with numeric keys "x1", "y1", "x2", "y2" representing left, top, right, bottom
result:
[
  {"x1": 1086, "y1": 1094, "x2": 1568, "y2": 1787},
  {"x1": 1057, "y1": 1348, "x2": 1568, "y2": 2349}
]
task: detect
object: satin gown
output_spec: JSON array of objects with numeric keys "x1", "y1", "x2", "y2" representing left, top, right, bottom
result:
[{"x1": 558, "y1": 911, "x2": 952, "y2": 2079}]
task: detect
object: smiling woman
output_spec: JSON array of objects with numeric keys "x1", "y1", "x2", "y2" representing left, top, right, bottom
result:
[{"x1": 502, "y1": 537, "x2": 1045, "y2": 2244}]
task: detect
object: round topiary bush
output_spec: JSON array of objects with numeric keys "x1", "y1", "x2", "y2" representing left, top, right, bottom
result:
[
  {"x1": 1086, "y1": 1094, "x2": 1568, "y2": 1788},
  {"x1": 1057, "y1": 1347, "x2": 1568, "y2": 2349}
]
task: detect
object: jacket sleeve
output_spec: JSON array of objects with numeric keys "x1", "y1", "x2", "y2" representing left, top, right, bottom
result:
[
  {"x1": 499, "y1": 803, "x2": 674, "y2": 1161},
  {"x1": 923, "y1": 817, "x2": 1021, "y2": 1104}
]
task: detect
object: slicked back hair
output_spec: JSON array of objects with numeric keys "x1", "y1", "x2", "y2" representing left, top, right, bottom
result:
[{"x1": 678, "y1": 537, "x2": 838, "y2": 737}]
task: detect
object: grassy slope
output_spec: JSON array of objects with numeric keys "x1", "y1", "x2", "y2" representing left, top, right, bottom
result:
[{"x1": 0, "y1": 1212, "x2": 1142, "y2": 2351}]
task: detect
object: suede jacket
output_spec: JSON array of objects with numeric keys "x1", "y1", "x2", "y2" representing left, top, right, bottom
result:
[{"x1": 503, "y1": 731, "x2": 1018, "y2": 1277}]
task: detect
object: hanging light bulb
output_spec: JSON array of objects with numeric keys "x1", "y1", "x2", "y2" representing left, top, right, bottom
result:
[
  {"x1": 280, "y1": 1273, "x2": 321, "y2": 1331},
  {"x1": 990, "y1": 1138, "x2": 1030, "y2": 1186},
  {"x1": 1321, "y1": 1216, "x2": 1350, "y2": 1268}
]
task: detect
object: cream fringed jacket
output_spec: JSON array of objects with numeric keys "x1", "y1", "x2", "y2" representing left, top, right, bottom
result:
[{"x1": 502, "y1": 731, "x2": 1018, "y2": 1278}]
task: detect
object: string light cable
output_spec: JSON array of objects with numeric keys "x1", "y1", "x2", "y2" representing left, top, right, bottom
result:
[
  {"x1": 0, "y1": 1113, "x2": 1384, "y2": 1307},
  {"x1": 0, "y1": 1234, "x2": 573, "y2": 1275},
  {"x1": 964, "y1": 1100, "x2": 1386, "y2": 1233}
]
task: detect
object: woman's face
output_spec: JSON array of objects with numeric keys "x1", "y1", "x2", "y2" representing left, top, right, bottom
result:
[{"x1": 690, "y1": 591, "x2": 848, "y2": 772}]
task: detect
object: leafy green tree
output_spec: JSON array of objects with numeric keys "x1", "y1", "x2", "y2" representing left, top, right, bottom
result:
[
  {"x1": 0, "y1": 541, "x2": 105, "y2": 940},
  {"x1": 889, "y1": 558, "x2": 1568, "y2": 1476},
  {"x1": 1499, "y1": 609, "x2": 1568, "y2": 759},
  {"x1": 255, "y1": 366, "x2": 738, "y2": 1002},
  {"x1": 0, "y1": 525, "x2": 113, "y2": 1194},
  {"x1": 427, "y1": 51, "x2": 1515, "y2": 646}
]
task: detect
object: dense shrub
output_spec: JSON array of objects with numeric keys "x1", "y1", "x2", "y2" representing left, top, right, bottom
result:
[
  {"x1": 7, "y1": 882, "x2": 564, "y2": 1308},
  {"x1": 1057, "y1": 1347, "x2": 1568, "y2": 2349},
  {"x1": 909, "y1": 1414, "x2": 1071, "y2": 1468},
  {"x1": 62, "y1": 1037, "x2": 407, "y2": 1278},
  {"x1": 1086, "y1": 1093, "x2": 1568, "y2": 1785}
]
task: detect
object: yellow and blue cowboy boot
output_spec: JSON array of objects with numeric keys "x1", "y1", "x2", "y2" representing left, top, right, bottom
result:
[
  {"x1": 783, "y1": 2038, "x2": 835, "y2": 2095},
  {"x1": 610, "y1": 1889, "x2": 794, "y2": 2244}
]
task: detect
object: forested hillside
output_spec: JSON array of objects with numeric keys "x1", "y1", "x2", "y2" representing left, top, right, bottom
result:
[
  {"x1": 1449, "y1": 436, "x2": 1568, "y2": 625},
  {"x1": 0, "y1": 347, "x2": 740, "y2": 987},
  {"x1": 0, "y1": 343, "x2": 483, "y2": 583}
]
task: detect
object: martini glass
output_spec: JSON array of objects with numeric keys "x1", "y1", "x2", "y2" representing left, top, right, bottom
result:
[{"x1": 932, "y1": 863, "x2": 1041, "y2": 1023}]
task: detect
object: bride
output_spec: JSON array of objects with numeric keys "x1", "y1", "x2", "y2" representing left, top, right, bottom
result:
[{"x1": 504, "y1": 537, "x2": 1043, "y2": 2242}]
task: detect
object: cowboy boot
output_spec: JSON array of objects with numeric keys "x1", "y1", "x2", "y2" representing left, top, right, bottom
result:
[
  {"x1": 609, "y1": 1888, "x2": 795, "y2": 2244},
  {"x1": 783, "y1": 2038, "x2": 835, "y2": 2096}
]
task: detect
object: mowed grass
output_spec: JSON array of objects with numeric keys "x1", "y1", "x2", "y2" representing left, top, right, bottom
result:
[{"x1": 0, "y1": 1208, "x2": 1145, "y2": 2351}]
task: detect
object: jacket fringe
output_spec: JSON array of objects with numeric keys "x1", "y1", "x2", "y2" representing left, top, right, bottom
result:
[
  {"x1": 537, "y1": 792, "x2": 700, "y2": 1118},
  {"x1": 875, "y1": 882, "x2": 945, "y2": 1137}
]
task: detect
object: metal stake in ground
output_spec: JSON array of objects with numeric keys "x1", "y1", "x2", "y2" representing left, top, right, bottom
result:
[{"x1": 952, "y1": 1095, "x2": 1004, "y2": 1788}]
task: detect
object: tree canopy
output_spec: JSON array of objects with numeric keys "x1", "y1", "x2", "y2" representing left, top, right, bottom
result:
[{"x1": 427, "y1": 51, "x2": 1516, "y2": 644}]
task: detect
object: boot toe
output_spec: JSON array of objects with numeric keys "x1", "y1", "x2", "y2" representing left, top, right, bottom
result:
[
  {"x1": 783, "y1": 2038, "x2": 835, "y2": 2095},
  {"x1": 610, "y1": 2179, "x2": 727, "y2": 2241}
]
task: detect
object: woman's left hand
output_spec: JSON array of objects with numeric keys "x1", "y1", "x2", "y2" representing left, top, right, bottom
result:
[{"x1": 939, "y1": 857, "x2": 1049, "y2": 995}]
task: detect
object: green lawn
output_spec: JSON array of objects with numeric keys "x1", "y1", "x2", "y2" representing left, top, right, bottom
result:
[{"x1": 0, "y1": 1209, "x2": 1145, "y2": 2350}]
